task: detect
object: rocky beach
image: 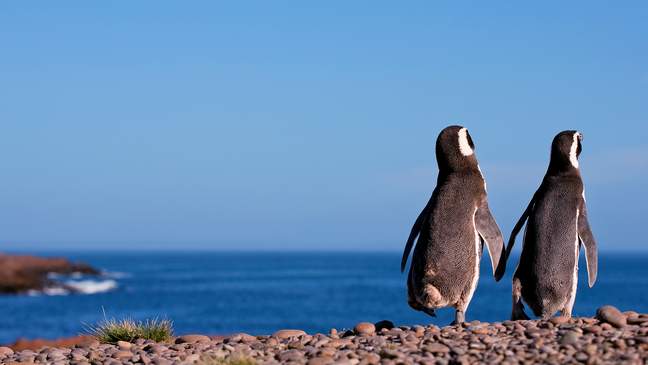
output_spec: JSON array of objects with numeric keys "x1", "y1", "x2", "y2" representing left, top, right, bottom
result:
[{"x1": 1, "y1": 306, "x2": 647, "y2": 365}]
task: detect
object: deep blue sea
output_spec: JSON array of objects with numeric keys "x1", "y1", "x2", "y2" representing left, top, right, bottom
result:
[{"x1": 1, "y1": 251, "x2": 647, "y2": 344}]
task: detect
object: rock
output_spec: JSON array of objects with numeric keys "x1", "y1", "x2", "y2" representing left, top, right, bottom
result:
[
  {"x1": 412, "y1": 325, "x2": 425, "y2": 338},
  {"x1": 183, "y1": 354, "x2": 201, "y2": 363},
  {"x1": 363, "y1": 353, "x2": 381, "y2": 364},
  {"x1": 560, "y1": 331, "x2": 580, "y2": 346},
  {"x1": 0, "y1": 347, "x2": 14, "y2": 357},
  {"x1": 374, "y1": 320, "x2": 394, "y2": 332},
  {"x1": 354, "y1": 322, "x2": 376, "y2": 336},
  {"x1": 152, "y1": 357, "x2": 172, "y2": 365},
  {"x1": 175, "y1": 335, "x2": 211, "y2": 344},
  {"x1": 379, "y1": 348, "x2": 400, "y2": 359},
  {"x1": 139, "y1": 353, "x2": 152, "y2": 365},
  {"x1": 550, "y1": 316, "x2": 570, "y2": 325},
  {"x1": 278, "y1": 349, "x2": 303, "y2": 362},
  {"x1": 627, "y1": 317, "x2": 648, "y2": 325},
  {"x1": 424, "y1": 343, "x2": 450, "y2": 354},
  {"x1": 583, "y1": 325, "x2": 602, "y2": 334},
  {"x1": 470, "y1": 326, "x2": 489, "y2": 335},
  {"x1": 112, "y1": 351, "x2": 133, "y2": 359},
  {"x1": 596, "y1": 305, "x2": 627, "y2": 328},
  {"x1": 600, "y1": 323, "x2": 613, "y2": 331},
  {"x1": 635, "y1": 336, "x2": 648, "y2": 344},
  {"x1": 116, "y1": 341, "x2": 132, "y2": 350},
  {"x1": 273, "y1": 329, "x2": 306, "y2": 339},
  {"x1": 237, "y1": 333, "x2": 258, "y2": 343},
  {"x1": 308, "y1": 356, "x2": 334, "y2": 365}
]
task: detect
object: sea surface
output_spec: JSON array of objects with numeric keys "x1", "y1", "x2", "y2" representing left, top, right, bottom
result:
[{"x1": 1, "y1": 251, "x2": 647, "y2": 344}]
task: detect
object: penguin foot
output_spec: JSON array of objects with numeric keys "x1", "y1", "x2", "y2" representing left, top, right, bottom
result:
[
  {"x1": 511, "y1": 304, "x2": 530, "y2": 321},
  {"x1": 422, "y1": 307, "x2": 437, "y2": 317}
]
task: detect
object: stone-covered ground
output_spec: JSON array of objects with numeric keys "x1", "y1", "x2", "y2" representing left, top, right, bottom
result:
[{"x1": 1, "y1": 306, "x2": 647, "y2": 365}]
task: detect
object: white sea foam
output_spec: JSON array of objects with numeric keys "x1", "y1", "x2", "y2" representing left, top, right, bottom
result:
[
  {"x1": 27, "y1": 287, "x2": 70, "y2": 296},
  {"x1": 65, "y1": 279, "x2": 118, "y2": 294},
  {"x1": 102, "y1": 271, "x2": 131, "y2": 279},
  {"x1": 44, "y1": 287, "x2": 71, "y2": 295}
]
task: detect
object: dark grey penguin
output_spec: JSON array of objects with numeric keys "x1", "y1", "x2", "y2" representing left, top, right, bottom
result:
[
  {"x1": 401, "y1": 125, "x2": 504, "y2": 324},
  {"x1": 495, "y1": 130, "x2": 598, "y2": 320}
]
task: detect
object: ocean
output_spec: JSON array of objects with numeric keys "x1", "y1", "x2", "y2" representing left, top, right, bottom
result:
[{"x1": 1, "y1": 251, "x2": 647, "y2": 344}]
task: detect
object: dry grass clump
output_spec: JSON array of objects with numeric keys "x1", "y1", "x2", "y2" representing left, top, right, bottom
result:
[{"x1": 85, "y1": 317, "x2": 173, "y2": 344}]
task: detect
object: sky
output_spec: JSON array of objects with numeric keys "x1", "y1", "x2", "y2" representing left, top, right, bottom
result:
[{"x1": 0, "y1": 2, "x2": 646, "y2": 251}]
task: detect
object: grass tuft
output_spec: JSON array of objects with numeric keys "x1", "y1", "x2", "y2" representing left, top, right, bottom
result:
[{"x1": 84, "y1": 316, "x2": 173, "y2": 344}]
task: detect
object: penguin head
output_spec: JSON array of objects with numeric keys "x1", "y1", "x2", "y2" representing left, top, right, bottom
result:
[
  {"x1": 549, "y1": 130, "x2": 583, "y2": 171},
  {"x1": 435, "y1": 125, "x2": 479, "y2": 172}
]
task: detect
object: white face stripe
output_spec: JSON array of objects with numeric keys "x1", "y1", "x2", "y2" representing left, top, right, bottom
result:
[
  {"x1": 569, "y1": 132, "x2": 580, "y2": 169},
  {"x1": 458, "y1": 128, "x2": 474, "y2": 157}
]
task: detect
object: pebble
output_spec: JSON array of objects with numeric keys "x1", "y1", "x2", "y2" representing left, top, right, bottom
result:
[
  {"x1": 628, "y1": 317, "x2": 648, "y2": 325},
  {"x1": 112, "y1": 350, "x2": 133, "y2": 359},
  {"x1": 0, "y1": 347, "x2": 15, "y2": 357},
  {"x1": 2, "y1": 309, "x2": 648, "y2": 364},
  {"x1": 116, "y1": 341, "x2": 132, "y2": 350},
  {"x1": 560, "y1": 331, "x2": 581, "y2": 346},
  {"x1": 374, "y1": 320, "x2": 394, "y2": 331},
  {"x1": 424, "y1": 343, "x2": 451, "y2": 353},
  {"x1": 596, "y1": 305, "x2": 627, "y2": 328},
  {"x1": 550, "y1": 316, "x2": 570, "y2": 325},
  {"x1": 273, "y1": 329, "x2": 307, "y2": 339},
  {"x1": 279, "y1": 349, "x2": 304, "y2": 362},
  {"x1": 175, "y1": 334, "x2": 211, "y2": 344},
  {"x1": 354, "y1": 322, "x2": 376, "y2": 336}
]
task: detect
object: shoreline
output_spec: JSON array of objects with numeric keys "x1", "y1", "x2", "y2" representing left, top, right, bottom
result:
[{"x1": 1, "y1": 306, "x2": 647, "y2": 364}]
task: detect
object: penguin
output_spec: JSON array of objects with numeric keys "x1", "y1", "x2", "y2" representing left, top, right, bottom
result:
[
  {"x1": 401, "y1": 125, "x2": 504, "y2": 324},
  {"x1": 494, "y1": 130, "x2": 598, "y2": 320}
]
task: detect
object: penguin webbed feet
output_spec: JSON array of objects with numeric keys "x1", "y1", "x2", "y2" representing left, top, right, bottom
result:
[
  {"x1": 422, "y1": 307, "x2": 437, "y2": 317},
  {"x1": 511, "y1": 302, "x2": 530, "y2": 321}
]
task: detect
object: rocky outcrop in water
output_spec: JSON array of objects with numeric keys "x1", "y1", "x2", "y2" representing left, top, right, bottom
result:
[{"x1": 0, "y1": 253, "x2": 99, "y2": 294}]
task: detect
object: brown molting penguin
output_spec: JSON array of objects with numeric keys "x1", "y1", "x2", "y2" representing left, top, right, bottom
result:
[
  {"x1": 401, "y1": 125, "x2": 504, "y2": 324},
  {"x1": 495, "y1": 130, "x2": 598, "y2": 320}
]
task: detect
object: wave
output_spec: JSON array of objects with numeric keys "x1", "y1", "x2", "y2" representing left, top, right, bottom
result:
[
  {"x1": 26, "y1": 279, "x2": 118, "y2": 296},
  {"x1": 27, "y1": 287, "x2": 70, "y2": 296},
  {"x1": 64, "y1": 279, "x2": 118, "y2": 294},
  {"x1": 101, "y1": 270, "x2": 131, "y2": 279},
  {"x1": 47, "y1": 271, "x2": 85, "y2": 279}
]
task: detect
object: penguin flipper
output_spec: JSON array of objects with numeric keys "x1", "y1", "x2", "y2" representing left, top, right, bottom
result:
[
  {"x1": 578, "y1": 202, "x2": 598, "y2": 287},
  {"x1": 401, "y1": 189, "x2": 437, "y2": 272},
  {"x1": 475, "y1": 198, "x2": 504, "y2": 277},
  {"x1": 495, "y1": 191, "x2": 538, "y2": 281}
]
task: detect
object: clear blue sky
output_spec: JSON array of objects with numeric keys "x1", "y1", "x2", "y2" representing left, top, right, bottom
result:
[{"x1": 1, "y1": 2, "x2": 646, "y2": 251}]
